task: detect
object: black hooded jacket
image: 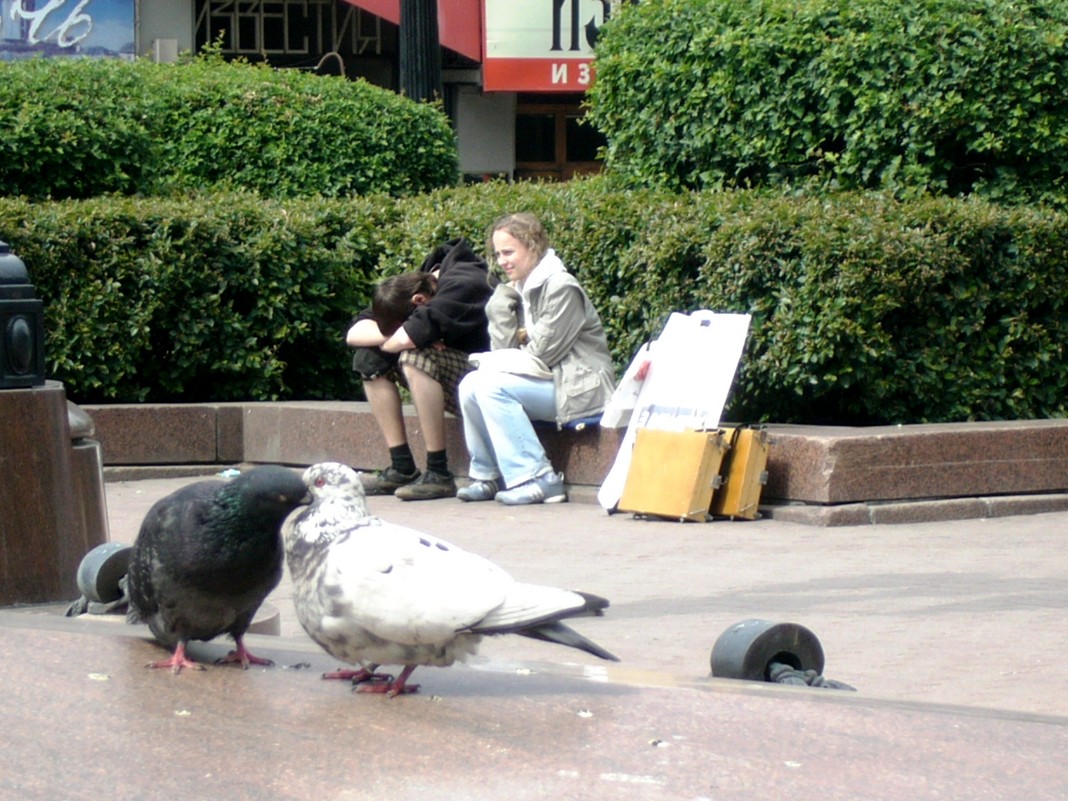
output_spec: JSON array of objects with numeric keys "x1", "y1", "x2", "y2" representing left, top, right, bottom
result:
[{"x1": 352, "y1": 238, "x2": 494, "y2": 354}]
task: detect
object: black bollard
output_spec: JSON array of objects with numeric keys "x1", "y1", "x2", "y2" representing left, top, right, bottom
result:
[{"x1": 0, "y1": 240, "x2": 46, "y2": 388}]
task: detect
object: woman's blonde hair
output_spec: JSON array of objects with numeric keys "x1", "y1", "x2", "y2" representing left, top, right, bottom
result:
[{"x1": 486, "y1": 212, "x2": 550, "y2": 265}]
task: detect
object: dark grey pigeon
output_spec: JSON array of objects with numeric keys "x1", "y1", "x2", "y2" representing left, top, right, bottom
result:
[
  {"x1": 283, "y1": 462, "x2": 618, "y2": 697},
  {"x1": 126, "y1": 465, "x2": 309, "y2": 673}
]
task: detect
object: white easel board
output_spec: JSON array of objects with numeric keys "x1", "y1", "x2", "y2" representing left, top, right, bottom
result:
[{"x1": 598, "y1": 311, "x2": 752, "y2": 512}]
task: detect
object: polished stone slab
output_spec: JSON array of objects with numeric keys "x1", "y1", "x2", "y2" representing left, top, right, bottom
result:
[
  {"x1": 84, "y1": 402, "x2": 1068, "y2": 523},
  {"x1": 1, "y1": 612, "x2": 1065, "y2": 801},
  {"x1": 765, "y1": 420, "x2": 1068, "y2": 503},
  {"x1": 0, "y1": 382, "x2": 105, "y2": 605},
  {"x1": 85, "y1": 402, "x2": 225, "y2": 464}
]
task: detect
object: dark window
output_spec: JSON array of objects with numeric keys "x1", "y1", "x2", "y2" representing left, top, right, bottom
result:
[
  {"x1": 515, "y1": 114, "x2": 557, "y2": 163},
  {"x1": 262, "y1": 3, "x2": 286, "y2": 51},
  {"x1": 287, "y1": 3, "x2": 307, "y2": 50},
  {"x1": 515, "y1": 101, "x2": 604, "y2": 181},
  {"x1": 566, "y1": 115, "x2": 605, "y2": 162},
  {"x1": 195, "y1": 0, "x2": 383, "y2": 58},
  {"x1": 237, "y1": 15, "x2": 257, "y2": 50}
]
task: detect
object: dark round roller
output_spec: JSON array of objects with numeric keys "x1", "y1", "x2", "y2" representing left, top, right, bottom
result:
[
  {"x1": 710, "y1": 618, "x2": 825, "y2": 682},
  {"x1": 76, "y1": 542, "x2": 133, "y2": 603}
]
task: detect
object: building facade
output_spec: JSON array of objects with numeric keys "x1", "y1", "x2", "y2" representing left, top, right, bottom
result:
[{"x1": 0, "y1": 0, "x2": 611, "y2": 181}]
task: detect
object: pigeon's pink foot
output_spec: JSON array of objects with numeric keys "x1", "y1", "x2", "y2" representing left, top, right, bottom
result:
[
  {"x1": 146, "y1": 642, "x2": 204, "y2": 674},
  {"x1": 322, "y1": 666, "x2": 394, "y2": 684},
  {"x1": 323, "y1": 667, "x2": 372, "y2": 681},
  {"x1": 353, "y1": 665, "x2": 420, "y2": 697},
  {"x1": 216, "y1": 638, "x2": 274, "y2": 669},
  {"x1": 355, "y1": 681, "x2": 421, "y2": 696}
]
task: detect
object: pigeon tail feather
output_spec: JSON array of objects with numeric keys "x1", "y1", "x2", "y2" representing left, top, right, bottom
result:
[
  {"x1": 514, "y1": 621, "x2": 620, "y2": 662},
  {"x1": 470, "y1": 585, "x2": 610, "y2": 634}
]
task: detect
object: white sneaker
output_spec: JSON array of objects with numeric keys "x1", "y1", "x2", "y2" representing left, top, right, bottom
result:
[
  {"x1": 457, "y1": 478, "x2": 500, "y2": 502},
  {"x1": 495, "y1": 472, "x2": 567, "y2": 505}
]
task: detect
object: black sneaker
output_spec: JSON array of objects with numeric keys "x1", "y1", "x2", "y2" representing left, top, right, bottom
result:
[
  {"x1": 394, "y1": 469, "x2": 457, "y2": 501},
  {"x1": 358, "y1": 467, "x2": 420, "y2": 496}
]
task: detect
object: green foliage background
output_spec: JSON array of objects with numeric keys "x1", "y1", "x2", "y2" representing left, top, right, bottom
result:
[
  {"x1": 588, "y1": 0, "x2": 1068, "y2": 207},
  {"x1": 3, "y1": 180, "x2": 1065, "y2": 424},
  {"x1": 2, "y1": 17, "x2": 1066, "y2": 425},
  {"x1": 2, "y1": 193, "x2": 383, "y2": 402},
  {"x1": 0, "y1": 56, "x2": 458, "y2": 200}
]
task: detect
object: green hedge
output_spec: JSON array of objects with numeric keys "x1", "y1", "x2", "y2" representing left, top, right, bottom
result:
[
  {"x1": 2, "y1": 181, "x2": 1065, "y2": 423},
  {"x1": 1, "y1": 193, "x2": 384, "y2": 402},
  {"x1": 588, "y1": 0, "x2": 1068, "y2": 207},
  {"x1": 0, "y1": 56, "x2": 458, "y2": 200},
  {"x1": 693, "y1": 193, "x2": 1068, "y2": 423}
]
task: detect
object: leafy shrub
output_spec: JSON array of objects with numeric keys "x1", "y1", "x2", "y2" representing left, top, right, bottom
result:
[
  {"x1": 695, "y1": 193, "x2": 1068, "y2": 422},
  {"x1": 2, "y1": 181, "x2": 1064, "y2": 423},
  {"x1": 588, "y1": 0, "x2": 1068, "y2": 207},
  {"x1": 0, "y1": 56, "x2": 458, "y2": 200},
  {"x1": 1, "y1": 193, "x2": 383, "y2": 402},
  {"x1": 0, "y1": 58, "x2": 156, "y2": 199},
  {"x1": 143, "y1": 56, "x2": 458, "y2": 198}
]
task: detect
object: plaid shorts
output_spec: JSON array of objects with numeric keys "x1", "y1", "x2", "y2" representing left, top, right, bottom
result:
[{"x1": 394, "y1": 346, "x2": 475, "y2": 416}]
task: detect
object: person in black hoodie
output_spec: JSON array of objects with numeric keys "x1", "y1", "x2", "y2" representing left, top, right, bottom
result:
[{"x1": 346, "y1": 238, "x2": 493, "y2": 500}]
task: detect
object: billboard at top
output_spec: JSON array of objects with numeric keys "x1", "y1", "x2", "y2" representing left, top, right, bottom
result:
[
  {"x1": 483, "y1": 0, "x2": 613, "y2": 93},
  {"x1": 0, "y1": 0, "x2": 135, "y2": 61}
]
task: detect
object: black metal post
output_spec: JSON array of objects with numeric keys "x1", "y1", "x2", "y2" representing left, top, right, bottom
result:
[
  {"x1": 0, "y1": 240, "x2": 45, "y2": 389},
  {"x1": 399, "y1": 0, "x2": 443, "y2": 102}
]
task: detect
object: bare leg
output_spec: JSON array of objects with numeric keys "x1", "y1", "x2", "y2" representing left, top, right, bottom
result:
[
  {"x1": 403, "y1": 365, "x2": 446, "y2": 453},
  {"x1": 362, "y1": 375, "x2": 407, "y2": 448}
]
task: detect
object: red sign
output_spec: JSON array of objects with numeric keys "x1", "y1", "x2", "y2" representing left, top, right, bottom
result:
[
  {"x1": 483, "y1": 57, "x2": 595, "y2": 92},
  {"x1": 483, "y1": 0, "x2": 610, "y2": 92}
]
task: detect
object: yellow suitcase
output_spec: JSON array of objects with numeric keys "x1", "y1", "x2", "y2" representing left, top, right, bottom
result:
[
  {"x1": 618, "y1": 428, "x2": 728, "y2": 522},
  {"x1": 710, "y1": 426, "x2": 770, "y2": 520}
]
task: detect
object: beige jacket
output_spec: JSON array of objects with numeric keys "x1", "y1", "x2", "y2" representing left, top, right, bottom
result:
[{"x1": 486, "y1": 250, "x2": 616, "y2": 426}]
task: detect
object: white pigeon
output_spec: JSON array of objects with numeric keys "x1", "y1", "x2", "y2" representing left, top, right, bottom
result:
[{"x1": 282, "y1": 462, "x2": 619, "y2": 696}]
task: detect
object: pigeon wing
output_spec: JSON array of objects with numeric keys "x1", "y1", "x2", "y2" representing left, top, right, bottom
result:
[
  {"x1": 321, "y1": 521, "x2": 515, "y2": 645},
  {"x1": 125, "y1": 479, "x2": 225, "y2": 622}
]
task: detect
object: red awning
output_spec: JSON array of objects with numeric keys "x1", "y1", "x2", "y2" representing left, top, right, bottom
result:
[{"x1": 340, "y1": 0, "x2": 482, "y2": 62}]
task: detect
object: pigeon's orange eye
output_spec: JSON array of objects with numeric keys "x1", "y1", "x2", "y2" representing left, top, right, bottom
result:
[{"x1": 315, "y1": 477, "x2": 326, "y2": 487}]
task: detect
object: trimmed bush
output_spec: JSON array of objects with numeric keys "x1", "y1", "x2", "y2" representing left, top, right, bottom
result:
[
  {"x1": 0, "y1": 55, "x2": 458, "y2": 200},
  {"x1": 2, "y1": 181, "x2": 1065, "y2": 424},
  {"x1": 2, "y1": 193, "x2": 384, "y2": 402},
  {"x1": 0, "y1": 58, "x2": 155, "y2": 199},
  {"x1": 588, "y1": 0, "x2": 1068, "y2": 207},
  {"x1": 693, "y1": 193, "x2": 1068, "y2": 423},
  {"x1": 144, "y1": 55, "x2": 458, "y2": 198}
]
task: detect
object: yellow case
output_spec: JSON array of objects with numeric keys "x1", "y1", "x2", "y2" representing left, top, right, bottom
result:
[
  {"x1": 710, "y1": 427, "x2": 770, "y2": 520},
  {"x1": 618, "y1": 428, "x2": 728, "y2": 522}
]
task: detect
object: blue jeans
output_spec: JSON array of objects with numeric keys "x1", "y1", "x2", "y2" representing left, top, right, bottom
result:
[{"x1": 458, "y1": 369, "x2": 556, "y2": 488}]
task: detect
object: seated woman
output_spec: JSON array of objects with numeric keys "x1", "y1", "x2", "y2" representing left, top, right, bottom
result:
[{"x1": 457, "y1": 212, "x2": 616, "y2": 505}]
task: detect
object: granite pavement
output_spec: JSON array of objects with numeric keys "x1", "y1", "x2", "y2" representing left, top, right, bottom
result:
[{"x1": 1, "y1": 473, "x2": 1065, "y2": 801}]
